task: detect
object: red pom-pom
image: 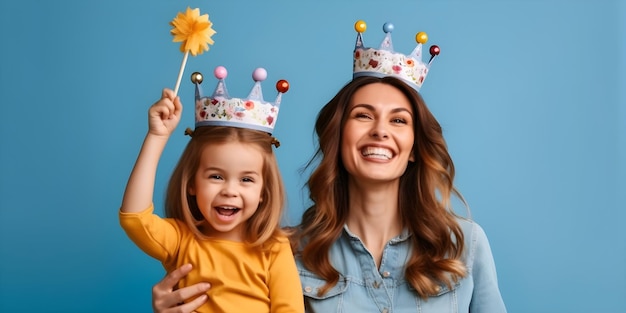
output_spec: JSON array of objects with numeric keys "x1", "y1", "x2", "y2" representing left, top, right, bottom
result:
[
  {"x1": 429, "y1": 45, "x2": 440, "y2": 56},
  {"x1": 276, "y1": 80, "x2": 289, "y2": 93}
]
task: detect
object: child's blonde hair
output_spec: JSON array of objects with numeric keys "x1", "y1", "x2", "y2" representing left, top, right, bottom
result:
[{"x1": 165, "y1": 126, "x2": 286, "y2": 247}]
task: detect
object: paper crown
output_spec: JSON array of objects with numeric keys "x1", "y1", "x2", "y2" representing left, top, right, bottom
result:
[
  {"x1": 353, "y1": 20, "x2": 441, "y2": 91},
  {"x1": 191, "y1": 66, "x2": 289, "y2": 134}
]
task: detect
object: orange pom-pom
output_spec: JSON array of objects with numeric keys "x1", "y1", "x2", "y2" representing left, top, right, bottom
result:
[
  {"x1": 416, "y1": 32, "x2": 428, "y2": 44},
  {"x1": 354, "y1": 20, "x2": 367, "y2": 33}
]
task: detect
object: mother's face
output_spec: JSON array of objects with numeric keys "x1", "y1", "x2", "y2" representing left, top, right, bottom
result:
[{"x1": 341, "y1": 83, "x2": 415, "y2": 184}]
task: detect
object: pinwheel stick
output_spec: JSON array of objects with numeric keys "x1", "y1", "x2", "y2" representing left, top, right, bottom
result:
[{"x1": 173, "y1": 50, "x2": 190, "y2": 96}]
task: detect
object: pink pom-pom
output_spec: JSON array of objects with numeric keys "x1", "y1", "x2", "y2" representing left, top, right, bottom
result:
[
  {"x1": 214, "y1": 66, "x2": 228, "y2": 79},
  {"x1": 252, "y1": 68, "x2": 267, "y2": 82}
]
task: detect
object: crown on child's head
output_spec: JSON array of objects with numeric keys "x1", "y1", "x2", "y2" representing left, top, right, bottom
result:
[
  {"x1": 191, "y1": 66, "x2": 289, "y2": 134},
  {"x1": 353, "y1": 20, "x2": 441, "y2": 91}
]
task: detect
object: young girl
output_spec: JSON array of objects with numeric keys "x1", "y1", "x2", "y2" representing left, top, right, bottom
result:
[{"x1": 119, "y1": 68, "x2": 304, "y2": 313}]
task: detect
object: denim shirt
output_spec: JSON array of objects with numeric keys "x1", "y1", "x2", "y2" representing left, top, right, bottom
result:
[{"x1": 296, "y1": 219, "x2": 506, "y2": 313}]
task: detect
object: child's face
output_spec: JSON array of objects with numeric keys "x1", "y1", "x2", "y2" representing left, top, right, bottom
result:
[{"x1": 189, "y1": 141, "x2": 264, "y2": 241}]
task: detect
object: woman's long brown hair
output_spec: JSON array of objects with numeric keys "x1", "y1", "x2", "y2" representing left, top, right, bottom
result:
[{"x1": 294, "y1": 76, "x2": 467, "y2": 298}]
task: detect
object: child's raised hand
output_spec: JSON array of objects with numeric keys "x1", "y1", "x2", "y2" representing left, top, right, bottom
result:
[{"x1": 148, "y1": 88, "x2": 183, "y2": 137}]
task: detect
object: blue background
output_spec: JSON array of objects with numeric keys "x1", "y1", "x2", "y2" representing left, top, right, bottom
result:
[{"x1": 1, "y1": 0, "x2": 624, "y2": 312}]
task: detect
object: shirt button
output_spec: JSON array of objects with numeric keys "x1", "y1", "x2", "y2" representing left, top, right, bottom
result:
[
  {"x1": 304, "y1": 286, "x2": 312, "y2": 293},
  {"x1": 382, "y1": 309, "x2": 389, "y2": 313},
  {"x1": 382, "y1": 271, "x2": 391, "y2": 277}
]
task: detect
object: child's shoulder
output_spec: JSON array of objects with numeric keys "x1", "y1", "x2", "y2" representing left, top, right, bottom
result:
[
  {"x1": 262, "y1": 233, "x2": 293, "y2": 252},
  {"x1": 268, "y1": 233, "x2": 291, "y2": 245}
]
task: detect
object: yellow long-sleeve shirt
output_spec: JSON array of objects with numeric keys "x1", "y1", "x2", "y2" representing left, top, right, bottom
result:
[{"x1": 120, "y1": 205, "x2": 304, "y2": 313}]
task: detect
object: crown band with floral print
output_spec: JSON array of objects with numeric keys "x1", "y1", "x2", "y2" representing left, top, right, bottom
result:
[{"x1": 191, "y1": 66, "x2": 289, "y2": 134}]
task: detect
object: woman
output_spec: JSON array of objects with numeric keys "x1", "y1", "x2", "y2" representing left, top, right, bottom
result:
[{"x1": 152, "y1": 76, "x2": 506, "y2": 312}]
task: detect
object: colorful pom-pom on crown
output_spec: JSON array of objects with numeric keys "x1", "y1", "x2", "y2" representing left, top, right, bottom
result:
[
  {"x1": 191, "y1": 66, "x2": 289, "y2": 134},
  {"x1": 353, "y1": 20, "x2": 440, "y2": 91}
]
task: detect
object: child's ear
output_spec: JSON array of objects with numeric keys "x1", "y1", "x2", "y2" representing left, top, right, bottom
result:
[{"x1": 188, "y1": 185, "x2": 196, "y2": 196}]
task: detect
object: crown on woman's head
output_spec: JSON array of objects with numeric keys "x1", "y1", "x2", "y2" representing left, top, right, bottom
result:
[
  {"x1": 191, "y1": 66, "x2": 289, "y2": 134},
  {"x1": 353, "y1": 20, "x2": 441, "y2": 91}
]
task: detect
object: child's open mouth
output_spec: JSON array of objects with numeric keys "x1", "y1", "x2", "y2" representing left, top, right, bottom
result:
[{"x1": 216, "y1": 207, "x2": 240, "y2": 216}]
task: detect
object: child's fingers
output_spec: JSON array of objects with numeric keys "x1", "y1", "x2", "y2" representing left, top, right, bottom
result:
[
  {"x1": 161, "y1": 88, "x2": 175, "y2": 101},
  {"x1": 172, "y1": 95, "x2": 183, "y2": 118},
  {"x1": 158, "y1": 88, "x2": 181, "y2": 120},
  {"x1": 149, "y1": 101, "x2": 174, "y2": 120}
]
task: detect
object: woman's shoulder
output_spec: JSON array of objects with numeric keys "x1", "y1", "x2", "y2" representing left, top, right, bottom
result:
[
  {"x1": 455, "y1": 217, "x2": 496, "y2": 271},
  {"x1": 455, "y1": 216, "x2": 489, "y2": 242}
]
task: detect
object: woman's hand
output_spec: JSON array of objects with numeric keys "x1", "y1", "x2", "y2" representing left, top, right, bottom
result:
[{"x1": 152, "y1": 264, "x2": 210, "y2": 313}]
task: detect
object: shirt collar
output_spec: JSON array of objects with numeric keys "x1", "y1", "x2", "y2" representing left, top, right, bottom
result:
[{"x1": 343, "y1": 224, "x2": 412, "y2": 243}]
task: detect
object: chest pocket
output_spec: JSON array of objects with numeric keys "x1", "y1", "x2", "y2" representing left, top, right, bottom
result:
[
  {"x1": 406, "y1": 274, "x2": 461, "y2": 297},
  {"x1": 433, "y1": 282, "x2": 460, "y2": 297},
  {"x1": 407, "y1": 280, "x2": 461, "y2": 312},
  {"x1": 299, "y1": 270, "x2": 348, "y2": 300},
  {"x1": 405, "y1": 278, "x2": 460, "y2": 296}
]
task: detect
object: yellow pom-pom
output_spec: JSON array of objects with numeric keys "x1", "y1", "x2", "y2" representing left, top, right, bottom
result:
[
  {"x1": 416, "y1": 32, "x2": 428, "y2": 44},
  {"x1": 170, "y1": 7, "x2": 216, "y2": 56},
  {"x1": 354, "y1": 20, "x2": 367, "y2": 33}
]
